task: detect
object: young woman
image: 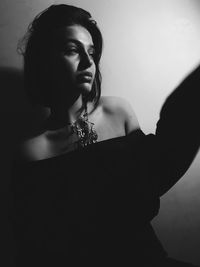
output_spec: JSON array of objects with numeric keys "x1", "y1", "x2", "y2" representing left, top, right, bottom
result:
[{"x1": 10, "y1": 4, "x2": 199, "y2": 266}]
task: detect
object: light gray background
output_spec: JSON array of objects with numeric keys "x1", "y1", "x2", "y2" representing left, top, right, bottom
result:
[{"x1": 2, "y1": 0, "x2": 200, "y2": 266}]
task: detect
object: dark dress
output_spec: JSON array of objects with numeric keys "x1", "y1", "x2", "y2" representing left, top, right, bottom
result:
[{"x1": 10, "y1": 65, "x2": 200, "y2": 266}]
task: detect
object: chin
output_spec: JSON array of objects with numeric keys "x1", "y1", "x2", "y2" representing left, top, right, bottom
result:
[{"x1": 78, "y1": 83, "x2": 92, "y2": 95}]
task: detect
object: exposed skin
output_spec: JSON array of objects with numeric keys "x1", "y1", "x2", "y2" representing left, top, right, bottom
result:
[{"x1": 18, "y1": 25, "x2": 140, "y2": 161}]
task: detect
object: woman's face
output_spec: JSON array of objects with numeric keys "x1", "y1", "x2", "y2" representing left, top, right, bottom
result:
[{"x1": 52, "y1": 24, "x2": 96, "y2": 101}]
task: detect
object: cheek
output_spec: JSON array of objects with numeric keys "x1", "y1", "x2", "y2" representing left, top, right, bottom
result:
[
  {"x1": 61, "y1": 57, "x2": 77, "y2": 73},
  {"x1": 92, "y1": 62, "x2": 96, "y2": 76},
  {"x1": 56, "y1": 59, "x2": 78, "y2": 84},
  {"x1": 54, "y1": 54, "x2": 77, "y2": 70}
]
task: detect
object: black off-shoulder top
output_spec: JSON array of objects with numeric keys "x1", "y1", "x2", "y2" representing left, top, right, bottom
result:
[
  {"x1": 11, "y1": 130, "x2": 168, "y2": 266},
  {"x1": 10, "y1": 65, "x2": 200, "y2": 266}
]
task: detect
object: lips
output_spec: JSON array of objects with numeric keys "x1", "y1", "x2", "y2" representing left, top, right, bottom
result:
[
  {"x1": 77, "y1": 71, "x2": 93, "y2": 82},
  {"x1": 81, "y1": 71, "x2": 93, "y2": 77}
]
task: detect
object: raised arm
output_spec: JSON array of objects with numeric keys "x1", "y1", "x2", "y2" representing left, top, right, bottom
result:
[{"x1": 144, "y1": 64, "x2": 200, "y2": 196}]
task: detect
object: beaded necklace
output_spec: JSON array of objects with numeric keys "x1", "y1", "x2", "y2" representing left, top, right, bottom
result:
[{"x1": 69, "y1": 106, "x2": 98, "y2": 148}]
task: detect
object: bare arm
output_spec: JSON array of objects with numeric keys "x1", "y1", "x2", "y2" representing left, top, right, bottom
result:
[
  {"x1": 101, "y1": 96, "x2": 140, "y2": 134},
  {"x1": 122, "y1": 98, "x2": 140, "y2": 135}
]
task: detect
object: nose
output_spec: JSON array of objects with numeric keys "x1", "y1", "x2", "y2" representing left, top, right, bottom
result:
[{"x1": 80, "y1": 51, "x2": 93, "y2": 69}]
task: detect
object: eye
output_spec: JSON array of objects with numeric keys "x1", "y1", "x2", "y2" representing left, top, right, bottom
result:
[
  {"x1": 64, "y1": 46, "x2": 79, "y2": 55},
  {"x1": 88, "y1": 48, "x2": 95, "y2": 59}
]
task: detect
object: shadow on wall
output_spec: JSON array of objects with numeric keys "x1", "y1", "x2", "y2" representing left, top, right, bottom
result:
[
  {"x1": 0, "y1": 66, "x2": 47, "y2": 267},
  {"x1": 0, "y1": 67, "x2": 48, "y2": 148}
]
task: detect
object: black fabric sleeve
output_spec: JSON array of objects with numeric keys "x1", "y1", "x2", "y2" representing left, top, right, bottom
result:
[{"x1": 144, "y1": 64, "x2": 200, "y2": 197}]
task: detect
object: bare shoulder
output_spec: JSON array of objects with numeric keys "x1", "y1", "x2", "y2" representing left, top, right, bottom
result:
[
  {"x1": 14, "y1": 134, "x2": 47, "y2": 162},
  {"x1": 99, "y1": 96, "x2": 140, "y2": 134},
  {"x1": 100, "y1": 96, "x2": 136, "y2": 114}
]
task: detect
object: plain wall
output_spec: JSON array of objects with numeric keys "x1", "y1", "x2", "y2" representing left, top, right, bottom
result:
[{"x1": 2, "y1": 0, "x2": 200, "y2": 266}]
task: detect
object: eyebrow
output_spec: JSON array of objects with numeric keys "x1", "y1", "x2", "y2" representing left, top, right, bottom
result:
[{"x1": 64, "y1": 38, "x2": 94, "y2": 49}]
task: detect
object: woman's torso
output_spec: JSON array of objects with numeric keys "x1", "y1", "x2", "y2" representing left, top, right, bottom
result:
[
  {"x1": 11, "y1": 130, "x2": 166, "y2": 266},
  {"x1": 11, "y1": 96, "x2": 167, "y2": 266}
]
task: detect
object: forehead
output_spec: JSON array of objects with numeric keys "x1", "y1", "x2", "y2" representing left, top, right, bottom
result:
[{"x1": 57, "y1": 25, "x2": 94, "y2": 46}]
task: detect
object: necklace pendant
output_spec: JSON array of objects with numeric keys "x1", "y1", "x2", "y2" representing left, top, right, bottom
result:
[{"x1": 70, "y1": 107, "x2": 98, "y2": 148}]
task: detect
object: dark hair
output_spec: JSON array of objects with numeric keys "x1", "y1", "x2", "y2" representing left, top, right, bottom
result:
[{"x1": 18, "y1": 4, "x2": 103, "y2": 108}]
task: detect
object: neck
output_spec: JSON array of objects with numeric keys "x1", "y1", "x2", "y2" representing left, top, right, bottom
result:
[{"x1": 48, "y1": 95, "x2": 87, "y2": 129}]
